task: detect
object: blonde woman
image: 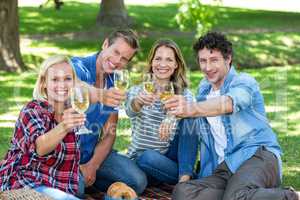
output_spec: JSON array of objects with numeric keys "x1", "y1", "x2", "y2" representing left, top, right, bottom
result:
[
  {"x1": 125, "y1": 39, "x2": 198, "y2": 185},
  {"x1": 0, "y1": 55, "x2": 84, "y2": 200}
]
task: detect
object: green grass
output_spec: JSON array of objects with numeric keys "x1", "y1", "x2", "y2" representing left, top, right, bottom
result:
[
  {"x1": 20, "y1": 2, "x2": 300, "y2": 34},
  {"x1": 1, "y1": 66, "x2": 299, "y2": 188},
  {"x1": 3, "y1": 0, "x2": 299, "y2": 190},
  {"x1": 19, "y1": 2, "x2": 300, "y2": 69}
]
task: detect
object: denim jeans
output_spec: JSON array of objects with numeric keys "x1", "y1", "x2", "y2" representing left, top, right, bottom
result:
[
  {"x1": 80, "y1": 150, "x2": 147, "y2": 195},
  {"x1": 34, "y1": 186, "x2": 80, "y2": 200},
  {"x1": 136, "y1": 119, "x2": 199, "y2": 185}
]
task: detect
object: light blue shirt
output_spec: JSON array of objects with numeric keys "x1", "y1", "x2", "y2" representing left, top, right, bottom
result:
[
  {"x1": 71, "y1": 53, "x2": 116, "y2": 164},
  {"x1": 196, "y1": 67, "x2": 282, "y2": 178}
]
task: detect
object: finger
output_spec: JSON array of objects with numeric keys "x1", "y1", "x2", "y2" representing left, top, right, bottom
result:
[
  {"x1": 164, "y1": 101, "x2": 178, "y2": 110},
  {"x1": 162, "y1": 123, "x2": 172, "y2": 141},
  {"x1": 106, "y1": 98, "x2": 122, "y2": 107},
  {"x1": 142, "y1": 97, "x2": 154, "y2": 105},
  {"x1": 169, "y1": 108, "x2": 180, "y2": 116},
  {"x1": 113, "y1": 94, "x2": 126, "y2": 102},
  {"x1": 112, "y1": 88, "x2": 126, "y2": 98},
  {"x1": 159, "y1": 124, "x2": 167, "y2": 141},
  {"x1": 63, "y1": 115, "x2": 86, "y2": 122},
  {"x1": 137, "y1": 95, "x2": 152, "y2": 105},
  {"x1": 63, "y1": 108, "x2": 78, "y2": 114},
  {"x1": 164, "y1": 95, "x2": 179, "y2": 104}
]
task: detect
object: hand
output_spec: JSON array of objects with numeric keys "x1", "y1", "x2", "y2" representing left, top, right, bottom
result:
[
  {"x1": 80, "y1": 162, "x2": 98, "y2": 187},
  {"x1": 100, "y1": 88, "x2": 126, "y2": 107},
  {"x1": 179, "y1": 175, "x2": 191, "y2": 183},
  {"x1": 159, "y1": 119, "x2": 175, "y2": 141},
  {"x1": 136, "y1": 91, "x2": 156, "y2": 107},
  {"x1": 61, "y1": 108, "x2": 86, "y2": 132},
  {"x1": 165, "y1": 95, "x2": 196, "y2": 118}
]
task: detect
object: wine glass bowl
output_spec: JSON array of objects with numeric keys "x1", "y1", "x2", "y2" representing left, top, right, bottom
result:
[
  {"x1": 114, "y1": 70, "x2": 129, "y2": 92},
  {"x1": 70, "y1": 83, "x2": 92, "y2": 135},
  {"x1": 143, "y1": 73, "x2": 156, "y2": 95},
  {"x1": 159, "y1": 82, "x2": 176, "y2": 124},
  {"x1": 114, "y1": 70, "x2": 129, "y2": 110}
]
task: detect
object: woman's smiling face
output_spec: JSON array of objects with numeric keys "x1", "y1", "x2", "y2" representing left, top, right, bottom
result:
[{"x1": 151, "y1": 45, "x2": 178, "y2": 82}]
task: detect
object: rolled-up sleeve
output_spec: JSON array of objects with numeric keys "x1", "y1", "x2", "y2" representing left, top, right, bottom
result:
[
  {"x1": 71, "y1": 56, "x2": 92, "y2": 82},
  {"x1": 226, "y1": 73, "x2": 259, "y2": 113},
  {"x1": 20, "y1": 109, "x2": 57, "y2": 162}
]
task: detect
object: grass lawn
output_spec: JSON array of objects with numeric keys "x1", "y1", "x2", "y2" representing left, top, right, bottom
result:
[
  {"x1": 0, "y1": 66, "x2": 299, "y2": 188},
  {"x1": 19, "y1": 2, "x2": 300, "y2": 69},
  {"x1": 0, "y1": 0, "x2": 299, "y2": 189}
]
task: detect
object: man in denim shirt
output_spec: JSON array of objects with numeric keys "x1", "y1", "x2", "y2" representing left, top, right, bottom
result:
[
  {"x1": 71, "y1": 30, "x2": 147, "y2": 196},
  {"x1": 165, "y1": 32, "x2": 299, "y2": 200}
]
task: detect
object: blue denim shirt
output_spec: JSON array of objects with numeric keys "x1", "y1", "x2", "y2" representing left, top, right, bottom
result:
[
  {"x1": 71, "y1": 53, "x2": 116, "y2": 164},
  {"x1": 195, "y1": 67, "x2": 282, "y2": 179}
]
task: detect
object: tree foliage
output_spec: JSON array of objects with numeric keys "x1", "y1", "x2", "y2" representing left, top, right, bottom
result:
[{"x1": 176, "y1": 0, "x2": 220, "y2": 37}]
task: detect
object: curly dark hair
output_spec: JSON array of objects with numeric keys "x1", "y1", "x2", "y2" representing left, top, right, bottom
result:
[{"x1": 193, "y1": 31, "x2": 233, "y2": 65}]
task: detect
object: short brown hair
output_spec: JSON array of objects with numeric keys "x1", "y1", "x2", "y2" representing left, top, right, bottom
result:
[{"x1": 107, "y1": 29, "x2": 139, "y2": 50}]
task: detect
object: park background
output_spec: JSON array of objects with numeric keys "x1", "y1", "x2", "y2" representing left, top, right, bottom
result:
[{"x1": 0, "y1": 0, "x2": 299, "y2": 189}]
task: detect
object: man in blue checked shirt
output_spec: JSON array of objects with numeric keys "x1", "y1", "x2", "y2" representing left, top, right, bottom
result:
[{"x1": 165, "y1": 32, "x2": 299, "y2": 200}]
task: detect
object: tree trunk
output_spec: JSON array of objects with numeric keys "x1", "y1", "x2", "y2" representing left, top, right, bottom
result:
[
  {"x1": 96, "y1": 0, "x2": 131, "y2": 27},
  {"x1": 0, "y1": 0, "x2": 25, "y2": 72}
]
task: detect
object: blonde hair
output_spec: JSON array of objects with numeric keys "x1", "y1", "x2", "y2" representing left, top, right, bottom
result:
[
  {"x1": 33, "y1": 55, "x2": 76, "y2": 101},
  {"x1": 146, "y1": 39, "x2": 188, "y2": 94}
]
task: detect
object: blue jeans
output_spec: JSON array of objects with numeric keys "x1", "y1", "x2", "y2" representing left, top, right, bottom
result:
[
  {"x1": 136, "y1": 119, "x2": 199, "y2": 185},
  {"x1": 34, "y1": 186, "x2": 80, "y2": 200},
  {"x1": 80, "y1": 150, "x2": 147, "y2": 195}
]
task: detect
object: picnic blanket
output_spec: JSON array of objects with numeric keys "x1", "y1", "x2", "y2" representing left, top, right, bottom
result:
[
  {"x1": 85, "y1": 183, "x2": 174, "y2": 200},
  {"x1": 0, "y1": 187, "x2": 53, "y2": 200}
]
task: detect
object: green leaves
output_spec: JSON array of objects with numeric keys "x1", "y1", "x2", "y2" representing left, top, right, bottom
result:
[{"x1": 176, "y1": 0, "x2": 220, "y2": 37}]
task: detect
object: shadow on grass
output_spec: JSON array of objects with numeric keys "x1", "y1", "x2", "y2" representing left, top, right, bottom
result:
[
  {"x1": 0, "y1": 72, "x2": 35, "y2": 114},
  {"x1": 20, "y1": 1, "x2": 99, "y2": 35},
  {"x1": 215, "y1": 7, "x2": 300, "y2": 32},
  {"x1": 279, "y1": 134, "x2": 300, "y2": 189},
  {"x1": 19, "y1": 1, "x2": 300, "y2": 69},
  {"x1": 0, "y1": 127, "x2": 14, "y2": 160},
  {"x1": 24, "y1": 31, "x2": 300, "y2": 70},
  {"x1": 20, "y1": 2, "x2": 300, "y2": 35}
]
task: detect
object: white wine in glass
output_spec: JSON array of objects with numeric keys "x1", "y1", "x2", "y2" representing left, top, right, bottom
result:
[
  {"x1": 159, "y1": 82, "x2": 174, "y2": 103},
  {"x1": 159, "y1": 82, "x2": 176, "y2": 124},
  {"x1": 143, "y1": 73, "x2": 155, "y2": 94},
  {"x1": 70, "y1": 84, "x2": 92, "y2": 135},
  {"x1": 114, "y1": 70, "x2": 129, "y2": 109}
]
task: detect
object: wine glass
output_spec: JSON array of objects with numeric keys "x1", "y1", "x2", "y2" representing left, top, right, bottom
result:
[
  {"x1": 143, "y1": 73, "x2": 156, "y2": 109},
  {"x1": 70, "y1": 83, "x2": 92, "y2": 135},
  {"x1": 159, "y1": 82, "x2": 176, "y2": 124},
  {"x1": 114, "y1": 69, "x2": 129, "y2": 110},
  {"x1": 143, "y1": 73, "x2": 155, "y2": 94}
]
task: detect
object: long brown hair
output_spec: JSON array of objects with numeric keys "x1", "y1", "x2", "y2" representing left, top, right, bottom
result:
[{"x1": 146, "y1": 39, "x2": 188, "y2": 94}]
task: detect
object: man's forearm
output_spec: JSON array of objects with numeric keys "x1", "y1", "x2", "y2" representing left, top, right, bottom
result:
[
  {"x1": 194, "y1": 96, "x2": 233, "y2": 117},
  {"x1": 89, "y1": 86, "x2": 103, "y2": 104},
  {"x1": 89, "y1": 133, "x2": 115, "y2": 168}
]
